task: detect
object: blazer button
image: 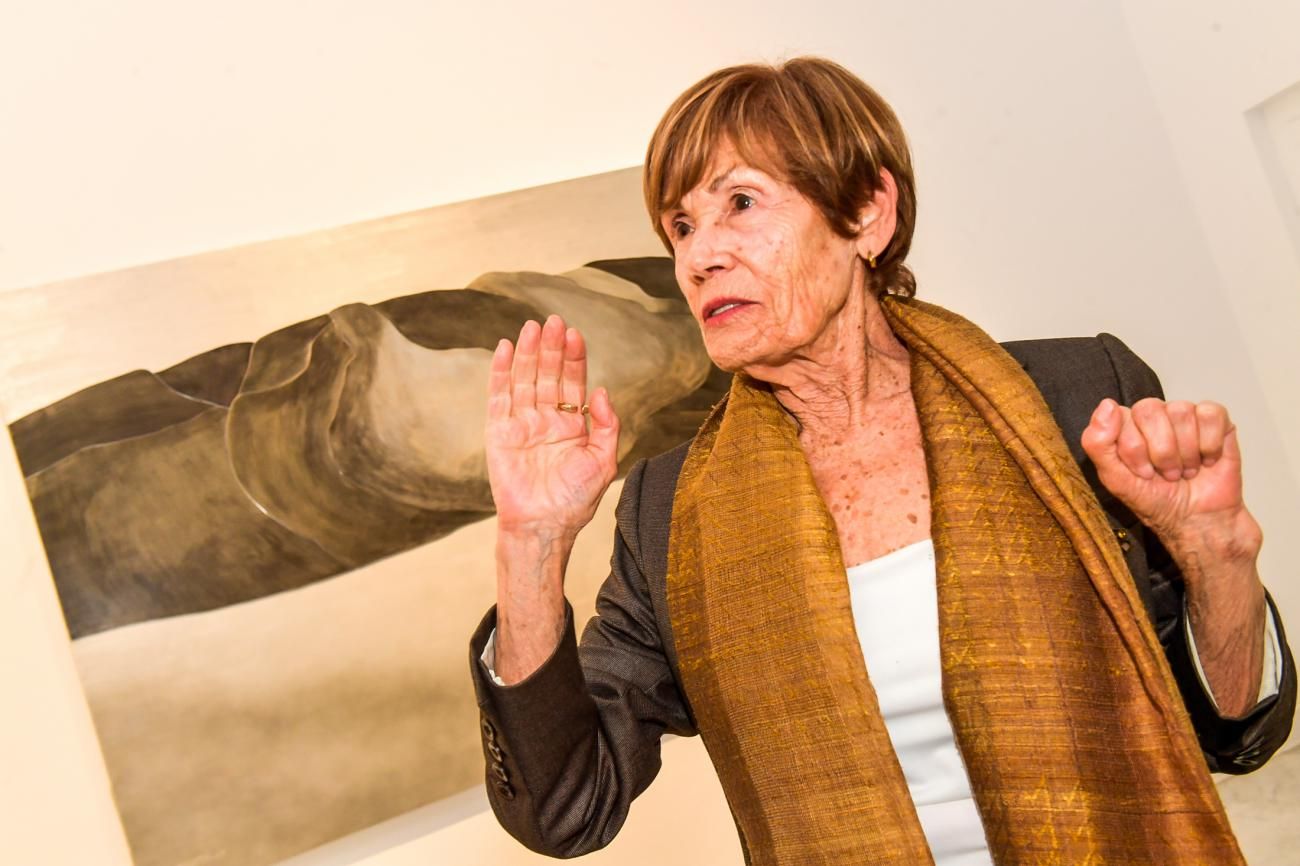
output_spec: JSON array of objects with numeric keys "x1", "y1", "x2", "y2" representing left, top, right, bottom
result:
[
  {"x1": 488, "y1": 741, "x2": 504, "y2": 763},
  {"x1": 481, "y1": 719, "x2": 498, "y2": 742},
  {"x1": 494, "y1": 780, "x2": 516, "y2": 801},
  {"x1": 491, "y1": 762, "x2": 510, "y2": 783}
]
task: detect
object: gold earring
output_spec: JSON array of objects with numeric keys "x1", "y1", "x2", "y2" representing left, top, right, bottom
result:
[{"x1": 865, "y1": 250, "x2": 878, "y2": 270}]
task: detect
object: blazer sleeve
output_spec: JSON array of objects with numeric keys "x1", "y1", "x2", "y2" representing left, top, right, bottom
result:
[
  {"x1": 1010, "y1": 333, "x2": 1297, "y2": 774},
  {"x1": 468, "y1": 456, "x2": 696, "y2": 857}
]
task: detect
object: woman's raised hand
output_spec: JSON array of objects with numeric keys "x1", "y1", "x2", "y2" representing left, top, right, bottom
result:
[
  {"x1": 1080, "y1": 397, "x2": 1256, "y2": 551},
  {"x1": 486, "y1": 315, "x2": 621, "y2": 540}
]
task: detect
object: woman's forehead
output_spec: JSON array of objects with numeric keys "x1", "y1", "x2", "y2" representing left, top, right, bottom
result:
[{"x1": 669, "y1": 139, "x2": 786, "y2": 209}]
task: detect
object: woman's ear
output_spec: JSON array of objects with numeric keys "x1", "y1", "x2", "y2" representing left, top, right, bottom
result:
[{"x1": 854, "y1": 168, "x2": 899, "y2": 263}]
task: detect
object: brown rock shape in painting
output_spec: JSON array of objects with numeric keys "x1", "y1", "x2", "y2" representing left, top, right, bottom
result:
[
  {"x1": 157, "y1": 342, "x2": 253, "y2": 407},
  {"x1": 586, "y1": 256, "x2": 684, "y2": 299},
  {"x1": 14, "y1": 259, "x2": 726, "y2": 640},
  {"x1": 10, "y1": 370, "x2": 217, "y2": 477},
  {"x1": 26, "y1": 408, "x2": 347, "y2": 638},
  {"x1": 226, "y1": 318, "x2": 493, "y2": 567},
  {"x1": 325, "y1": 303, "x2": 498, "y2": 511},
  {"x1": 239, "y1": 315, "x2": 331, "y2": 394},
  {"x1": 13, "y1": 255, "x2": 732, "y2": 866},
  {"x1": 375, "y1": 288, "x2": 539, "y2": 351}
]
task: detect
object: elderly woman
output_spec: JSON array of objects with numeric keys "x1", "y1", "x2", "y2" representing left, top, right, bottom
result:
[{"x1": 470, "y1": 58, "x2": 1294, "y2": 865}]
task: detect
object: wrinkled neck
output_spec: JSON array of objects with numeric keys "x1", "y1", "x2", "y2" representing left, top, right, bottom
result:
[{"x1": 764, "y1": 292, "x2": 911, "y2": 440}]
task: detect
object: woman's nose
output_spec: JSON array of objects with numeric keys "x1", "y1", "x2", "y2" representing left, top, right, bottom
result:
[{"x1": 683, "y1": 218, "x2": 733, "y2": 284}]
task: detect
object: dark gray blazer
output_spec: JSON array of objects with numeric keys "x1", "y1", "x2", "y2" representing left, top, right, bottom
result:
[{"x1": 468, "y1": 335, "x2": 1296, "y2": 858}]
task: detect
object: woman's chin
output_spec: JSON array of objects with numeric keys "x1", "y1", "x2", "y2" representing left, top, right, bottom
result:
[
  {"x1": 702, "y1": 343, "x2": 754, "y2": 374},
  {"x1": 706, "y1": 350, "x2": 782, "y2": 378}
]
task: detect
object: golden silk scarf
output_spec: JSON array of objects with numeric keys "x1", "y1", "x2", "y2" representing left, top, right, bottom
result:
[{"x1": 665, "y1": 297, "x2": 1243, "y2": 865}]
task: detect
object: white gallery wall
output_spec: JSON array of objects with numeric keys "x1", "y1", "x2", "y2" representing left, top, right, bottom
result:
[
  {"x1": 1119, "y1": 0, "x2": 1300, "y2": 547},
  {"x1": 2, "y1": 2, "x2": 1296, "y2": 864}
]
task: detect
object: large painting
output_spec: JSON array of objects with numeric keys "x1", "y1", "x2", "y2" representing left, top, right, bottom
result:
[{"x1": 1, "y1": 168, "x2": 727, "y2": 866}]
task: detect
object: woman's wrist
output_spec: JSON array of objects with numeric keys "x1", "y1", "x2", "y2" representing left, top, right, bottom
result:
[
  {"x1": 1165, "y1": 508, "x2": 1268, "y2": 717},
  {"x1": 1165, "y1": 508, "x2": 1264, "y2": 638},
  {"x1": 493, "y1": 526, "x2": 573, "y2": 684},
  {"x1": 496, "y1": 519, "x2": 582, "y2": 550},
  {"x1": 1158, "y1": 506, "x2": 1263, "y2": 581}
]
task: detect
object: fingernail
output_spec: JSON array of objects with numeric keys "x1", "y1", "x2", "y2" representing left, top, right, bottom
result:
[
  {"x1": 1098, "y1": 399, "x2": 1116, "y2": 420},
  {"x1": 1163, "y1": 469, "x2": 1182, "y2": 482}
]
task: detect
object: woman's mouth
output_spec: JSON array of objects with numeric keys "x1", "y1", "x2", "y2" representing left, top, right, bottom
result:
[{"x1": 704, "y1": 299, "x2": 753, "y2": 323}]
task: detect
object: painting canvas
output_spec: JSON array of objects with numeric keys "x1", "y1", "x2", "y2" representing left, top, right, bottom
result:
[{"x1": 0, "y1": 168, "x2": 728, "y2": 866}]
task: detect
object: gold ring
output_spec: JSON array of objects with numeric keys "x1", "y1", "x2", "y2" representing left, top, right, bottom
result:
[{"x1": 556, "y1": 402, "x2": 580, "y2": 413}]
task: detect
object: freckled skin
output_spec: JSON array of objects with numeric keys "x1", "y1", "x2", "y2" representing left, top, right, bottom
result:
[
  {"x1": 803, "y1": 407, "x2": 930, "y2": 565},
  {"x1": 664, "y1": 145, "x2": 931, "y2": 566}
]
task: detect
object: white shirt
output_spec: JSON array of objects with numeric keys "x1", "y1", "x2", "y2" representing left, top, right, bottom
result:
[{"x1": 847, "y1": 540, "x2": 993, "y2": 865}]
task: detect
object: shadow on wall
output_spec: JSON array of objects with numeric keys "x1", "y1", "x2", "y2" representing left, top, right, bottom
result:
[{"x1": 9, "y1": 256, "x2": 729, "y2": 866}]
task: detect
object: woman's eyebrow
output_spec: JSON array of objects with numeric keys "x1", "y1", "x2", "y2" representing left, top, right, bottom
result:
[{"x1": 706, "y1": 166, "x2": 740, "y2": 194}]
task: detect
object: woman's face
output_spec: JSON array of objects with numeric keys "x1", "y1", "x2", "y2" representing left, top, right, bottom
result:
[{"x1": 660, "y1": 140, "x2": 869, "y2": 374}]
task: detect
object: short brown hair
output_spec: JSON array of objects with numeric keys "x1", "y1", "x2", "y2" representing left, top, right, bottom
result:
[{"x1": 643, "y1": 57, "x2": 918, "y2": 297}]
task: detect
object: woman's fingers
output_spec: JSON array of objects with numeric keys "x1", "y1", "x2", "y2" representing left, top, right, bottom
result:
[
  {"x1": 1195, "y1": 402, "x2": 1230, "y2": 467},
  {"x1": 1080, "y1": 398, "x2": 1122, "y2": 461},
  {"x1": 1131, "y1": 397, "x2": 1183, "y2": 481},
  {"x1": 560, "y1": 326, "x2": 588, "y2": 410},
  {"x1": 497, "y1": 317, "x2": 605, "y2": 454},
  {"x1": 535, "y1": 315, "x2": 566, "y2": 408},
  {"x1": 1163, "y1": 401, "x2": 1201, "y2": 479},
  {"x1": 586, "y1": 386, "x2": 620, "y2": 467},
  {"x1": 509, "y1": 316, "x2": 586, "y2": 417},
  {"x1": 1114, "y1": 404, "x2": 1155, "y2": 480},
  {"x1": 510, "y1": 320, "x2": 542, "y2": 412},
  {"x1": 486, "y1": 338, "x2": 514, "y2": 421},
  {"x1": 1099, "y1": 398, "x2": 1237, "y2": 485},
  {"x1": 1128, "y1": 395, "x2": 1206, "y2": 478}
]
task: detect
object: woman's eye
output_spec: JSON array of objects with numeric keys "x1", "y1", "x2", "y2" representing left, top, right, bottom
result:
[
  {"x1": 732, "y1": 193, "x2": 755, "y2": 211},
  {"x1": 671, "y1": 220, "x2": 693, "y2": 240}
]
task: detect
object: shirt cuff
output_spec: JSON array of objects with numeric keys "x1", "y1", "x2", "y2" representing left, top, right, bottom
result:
[
  {"x1": 481, "y1": 627, "x2": 506, "y2": 686},
  {"x1": 1185, "y1": 598, "x2": 1282, "y2": 714}
]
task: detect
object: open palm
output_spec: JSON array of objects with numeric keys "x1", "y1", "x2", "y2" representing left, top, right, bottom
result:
[{"x1": 485, "y1": 316, "x2": 620, "y2": 536}]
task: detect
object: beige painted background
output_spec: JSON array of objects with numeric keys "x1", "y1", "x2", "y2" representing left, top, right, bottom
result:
[{"x1": 2, "y1": 1, "x2": 1297, "y2": 864}]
